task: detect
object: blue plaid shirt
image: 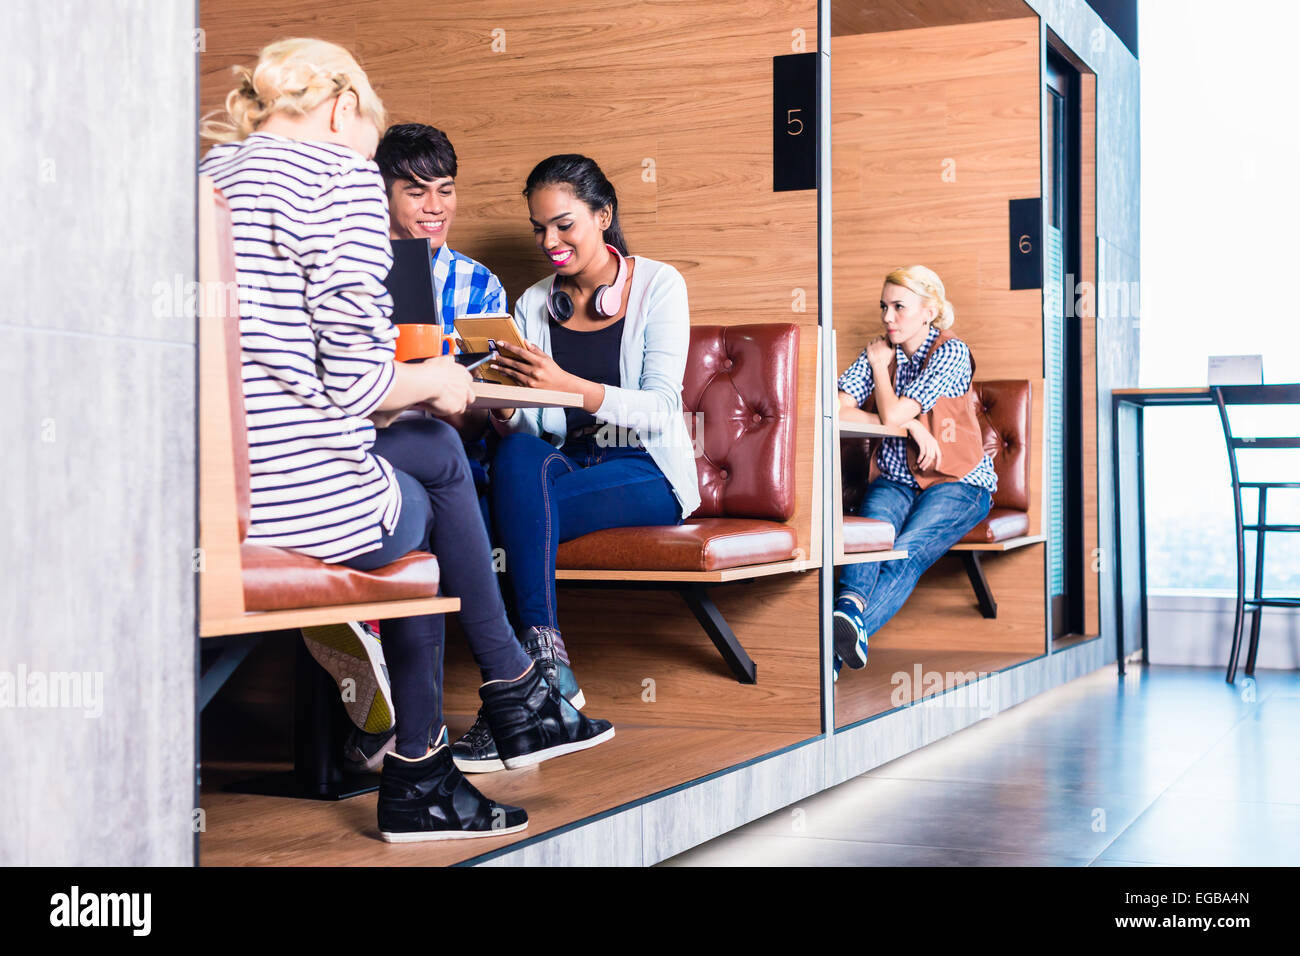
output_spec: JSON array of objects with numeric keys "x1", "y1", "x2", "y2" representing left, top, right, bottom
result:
[
  {"x1": 430, "y1": 244, "x2": 506, "y2": 329},
  {"x1": 838, "y1": 326, "x2": 998, "y2": 493}
]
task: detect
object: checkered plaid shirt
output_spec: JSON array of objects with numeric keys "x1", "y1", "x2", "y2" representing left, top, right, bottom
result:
[
  {"x1": 838, "y1": 326, "x2": 998, "y2": 492},
  {"x1": 430, "y1": 244, "x2": 506, "y2": 329}
]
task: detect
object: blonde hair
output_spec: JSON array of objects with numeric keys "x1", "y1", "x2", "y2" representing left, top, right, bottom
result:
[
  {"x1": 883, "y1": 264, "x2": 955, "y2": 330},
  {"x1": 201, "y1": 38, "x2": 386, "y2": 142}
]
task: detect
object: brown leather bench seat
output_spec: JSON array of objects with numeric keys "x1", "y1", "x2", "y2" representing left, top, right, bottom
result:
[
  {"x1": 958, "y1": 508, "x2": 1030, "y2": 545},
  {"x1": 841, "y1": 516, "x2": 897, "y2": 554},
  {"x1": 950, "y1": 379, "x2": 1035, "y2": 549},
  {"x1": 555, "y1": 323, "x2": 803, "y2": 681},
  {"x1": 558, "y1": 518, "x2": 797, "y2": 573},
  {"x1": 241, "y1": 545, "x2": 441, "y2": 613}
]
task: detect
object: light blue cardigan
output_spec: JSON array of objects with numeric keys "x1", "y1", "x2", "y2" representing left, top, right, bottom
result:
[{"x1": 498, "y1": 256, "x2": 702, "y2": 520}]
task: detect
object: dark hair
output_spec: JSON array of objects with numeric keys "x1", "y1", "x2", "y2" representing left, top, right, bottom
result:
[
  {"x1": 374, "y1": 123, "x2": 458, "y2": 193},
  {"x1": 523, "y1": 154, "x2": 628, "y2": 255}
]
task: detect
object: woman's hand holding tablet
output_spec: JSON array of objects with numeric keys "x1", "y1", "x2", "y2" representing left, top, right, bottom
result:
[{"x1": 490, "y1": 340, "x2": 569, "y2": 391}]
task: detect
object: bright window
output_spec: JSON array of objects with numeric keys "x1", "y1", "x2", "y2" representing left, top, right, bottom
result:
[{"x1": 1140, "y1": 0, "x2": 1300, "y2": 594}]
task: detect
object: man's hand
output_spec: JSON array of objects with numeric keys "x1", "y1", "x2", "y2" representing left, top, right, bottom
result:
[
  {"x1": 865, "y1": 336, "x2": 893, "y2": 368},
  {"x1": 420, "y1": 356, "x2": 474, "y2": 416},
  {"x1": 905, "y1": 418, "x2": 942, "y2": 471}
]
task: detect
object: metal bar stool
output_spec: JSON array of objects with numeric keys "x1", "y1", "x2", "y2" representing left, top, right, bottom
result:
[{"x1": 1213, "y1": 383, "x2": 1300, "y2": 683}]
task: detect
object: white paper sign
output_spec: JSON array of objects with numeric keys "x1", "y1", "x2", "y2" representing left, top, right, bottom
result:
[{"x1": 1208, "y1": 355, "x2": 1263, "y2": 386}]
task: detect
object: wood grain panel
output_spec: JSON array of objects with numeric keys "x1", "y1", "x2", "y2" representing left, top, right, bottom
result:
[
  {"x1": 830, "y1": 18, "x2": 1044, "y2": 728},
  {"x1": 197, "y1": 178, "x2": 246, "y2": 627},
  {"x1": 831, "y1": 0, "x2": 1034, "y2": 37}
]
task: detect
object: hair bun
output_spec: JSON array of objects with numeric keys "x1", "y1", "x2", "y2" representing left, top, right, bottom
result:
[{"x1": 935, "y1": 298, "x2": 956, "y2": 331}]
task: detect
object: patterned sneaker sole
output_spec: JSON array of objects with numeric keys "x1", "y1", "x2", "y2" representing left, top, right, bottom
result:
[
  {"x1": 452, "y1": 754, "x2": 507, "y2": 774},
  {"x1": 380, "y1": 820, "x2": 528, "y2": 843},
  {"x1": 833, "y1": 612, "x2": 868, "y2": 669},
  {"x1": 501, "y1": 725, "x2": 616, "y2": 771},
  {"x1": 301, "y1": 624, "x2": 395, "y2": 733}
]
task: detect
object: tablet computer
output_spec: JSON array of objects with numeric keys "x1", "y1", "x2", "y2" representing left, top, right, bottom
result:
[
  {"x1": 384, "y1": 238, "x2": 438, "y2": 325},
  {"x1": 453, "y1": 314, "x2": 530, "y2": 386}
]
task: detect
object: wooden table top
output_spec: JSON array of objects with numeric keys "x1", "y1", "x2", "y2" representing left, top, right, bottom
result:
[
  {"x1": 836, "y1": 416, "x2": 908, "y2": 438},
  {"x1": 468, "y1": 381, "x2": 583, "y2": 409}
]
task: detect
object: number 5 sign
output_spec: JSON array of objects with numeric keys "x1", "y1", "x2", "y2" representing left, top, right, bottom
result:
[{"x1": 773, "y1": 53, "x2": 818, "y2": 192}]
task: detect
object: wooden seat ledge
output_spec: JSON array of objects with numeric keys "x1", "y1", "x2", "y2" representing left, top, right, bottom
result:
[
  {"x1": 949, "y1": 534, "x2": 1046, "y2": 552},
  {"x1": 201, "y1": 596, "x2": 461, "y2": 637}
]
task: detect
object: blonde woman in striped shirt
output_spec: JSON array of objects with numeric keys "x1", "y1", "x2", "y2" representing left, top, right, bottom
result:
[{"x1": 201, "y1": 39, "x2": 613, "y2": 842}]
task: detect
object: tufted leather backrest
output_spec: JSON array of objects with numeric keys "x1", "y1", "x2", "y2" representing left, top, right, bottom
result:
[
  {"x1": 841, "y1": 379, "x2": 1031, "y2": 513},
  {"x1": 212, "y1": 186, "x2": 252, "y2": 543},
  {"x1": 683, "y1": 324, "x2": 799, "y2": 520},
  {"x1": 973, "y1": 380, "x2": 1031, "y2": 512}
]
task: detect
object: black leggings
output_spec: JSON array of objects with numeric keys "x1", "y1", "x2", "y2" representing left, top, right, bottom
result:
[{"x1": 343, "y1": 418, "x2": 530, "y2": 757}]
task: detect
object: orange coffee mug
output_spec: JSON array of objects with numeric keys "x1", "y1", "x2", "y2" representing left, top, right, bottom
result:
[{"x1": 394, "y1": 324, "x2": 456, "y2": 362}]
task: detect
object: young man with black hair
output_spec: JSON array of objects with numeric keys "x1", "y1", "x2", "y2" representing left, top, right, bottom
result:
[{"x1": 376, "y1": 123, "x2": 506, "y2": 322}]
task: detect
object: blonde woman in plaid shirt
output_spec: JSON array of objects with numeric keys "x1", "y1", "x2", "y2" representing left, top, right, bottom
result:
[{"x1": 833, "y1": 265, "x2": 997, "y2": 679}]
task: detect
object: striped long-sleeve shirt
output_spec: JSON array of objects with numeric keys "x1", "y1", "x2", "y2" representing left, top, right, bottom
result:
[{"x1": 199, "y1": 132, "x2": 401, "y2": 563}]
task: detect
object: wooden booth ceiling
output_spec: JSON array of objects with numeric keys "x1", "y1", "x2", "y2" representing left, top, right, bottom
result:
[{"x1": 832, "y1": 0, "x2": 1034, "y2": 37}]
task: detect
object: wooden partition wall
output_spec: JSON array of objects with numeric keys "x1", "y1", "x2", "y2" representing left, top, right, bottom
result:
[
  {"x1": 830, "y1": 16, "x2": 1051, "y2": 726},
  {"x1": 198, "y1": 0, "x2": 827, "y2": 864}
]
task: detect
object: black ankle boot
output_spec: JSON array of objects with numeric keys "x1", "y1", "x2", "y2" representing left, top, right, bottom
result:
[
  {"x1": 519, "y1": 625, "x2": 585, "y2": 709},
  {"x1": 377, "y1": 730, "x2": 527, "y2": 843},
  {"x1": 479, "y1": 663, "x2": 614, "y2": 770},
  {"x1": 452, "y1": 630, "x2": 585, "y2": 775}
]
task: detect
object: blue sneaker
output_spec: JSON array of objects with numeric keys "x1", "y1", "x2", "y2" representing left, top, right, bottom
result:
[
  {"x1": 833, "y1": 653, "x2": 842, "y2": 683},
  {"x1": 833, "y1": 596, "x2": 868, "y2": 670}
]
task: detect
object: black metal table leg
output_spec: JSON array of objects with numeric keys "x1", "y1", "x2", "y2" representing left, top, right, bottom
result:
[
  {"x1": 198, "y1": 637, "x2": 261, "y2": 712},
  {"x1": 961, "y1": 552, "x2": 997, "y2": 618},
  {"x1": 680, "y1": 584, "x2": 757, "y2": 684}
]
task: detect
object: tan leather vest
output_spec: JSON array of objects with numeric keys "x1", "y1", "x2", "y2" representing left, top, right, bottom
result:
[{"x1": 864, "y1": 329, "x2": 984, "y2": 489}]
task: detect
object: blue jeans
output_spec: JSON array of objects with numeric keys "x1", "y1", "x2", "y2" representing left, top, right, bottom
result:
[
  {"x1": 838, "y1": 478, "x2": 992, "y2": 639},
  {"x1": 490, "y1": 431, "x2": 682, "y2": 634},
  {"x1": 342, "y1": 418, "x2": 531, "y2": 756}
]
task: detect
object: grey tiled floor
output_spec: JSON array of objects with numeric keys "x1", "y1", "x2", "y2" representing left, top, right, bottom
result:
[{"x1": 661, "y1": 665, "x2": 1300, "y2": 866}]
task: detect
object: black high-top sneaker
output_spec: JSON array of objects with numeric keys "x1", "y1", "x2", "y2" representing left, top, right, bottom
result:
[
  {"x1": 377, "y1": 728, "x2": 528, "y2": 843},
  {"x1": 479, "y1": 663, "x2": 615, "y2": 770},
  {"x1": 452, "y1": 628, "x2": 586, "y2": 774},
  {"x1": 450, "y1": 710, "x2": 504, "y2": 774},
  {"x1": 519, "y1": 625, "x2": 585, "y2": 709}
]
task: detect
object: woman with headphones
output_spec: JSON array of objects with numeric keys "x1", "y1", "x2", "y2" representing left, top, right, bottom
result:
[{"x1": 451, "y1": 155, "x2": 700, "y2": 773}]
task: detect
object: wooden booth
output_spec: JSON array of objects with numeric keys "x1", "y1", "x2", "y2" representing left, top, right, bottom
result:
[{"x1": 196, "y1": 0, "x2": 1110, "y2": 865}]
